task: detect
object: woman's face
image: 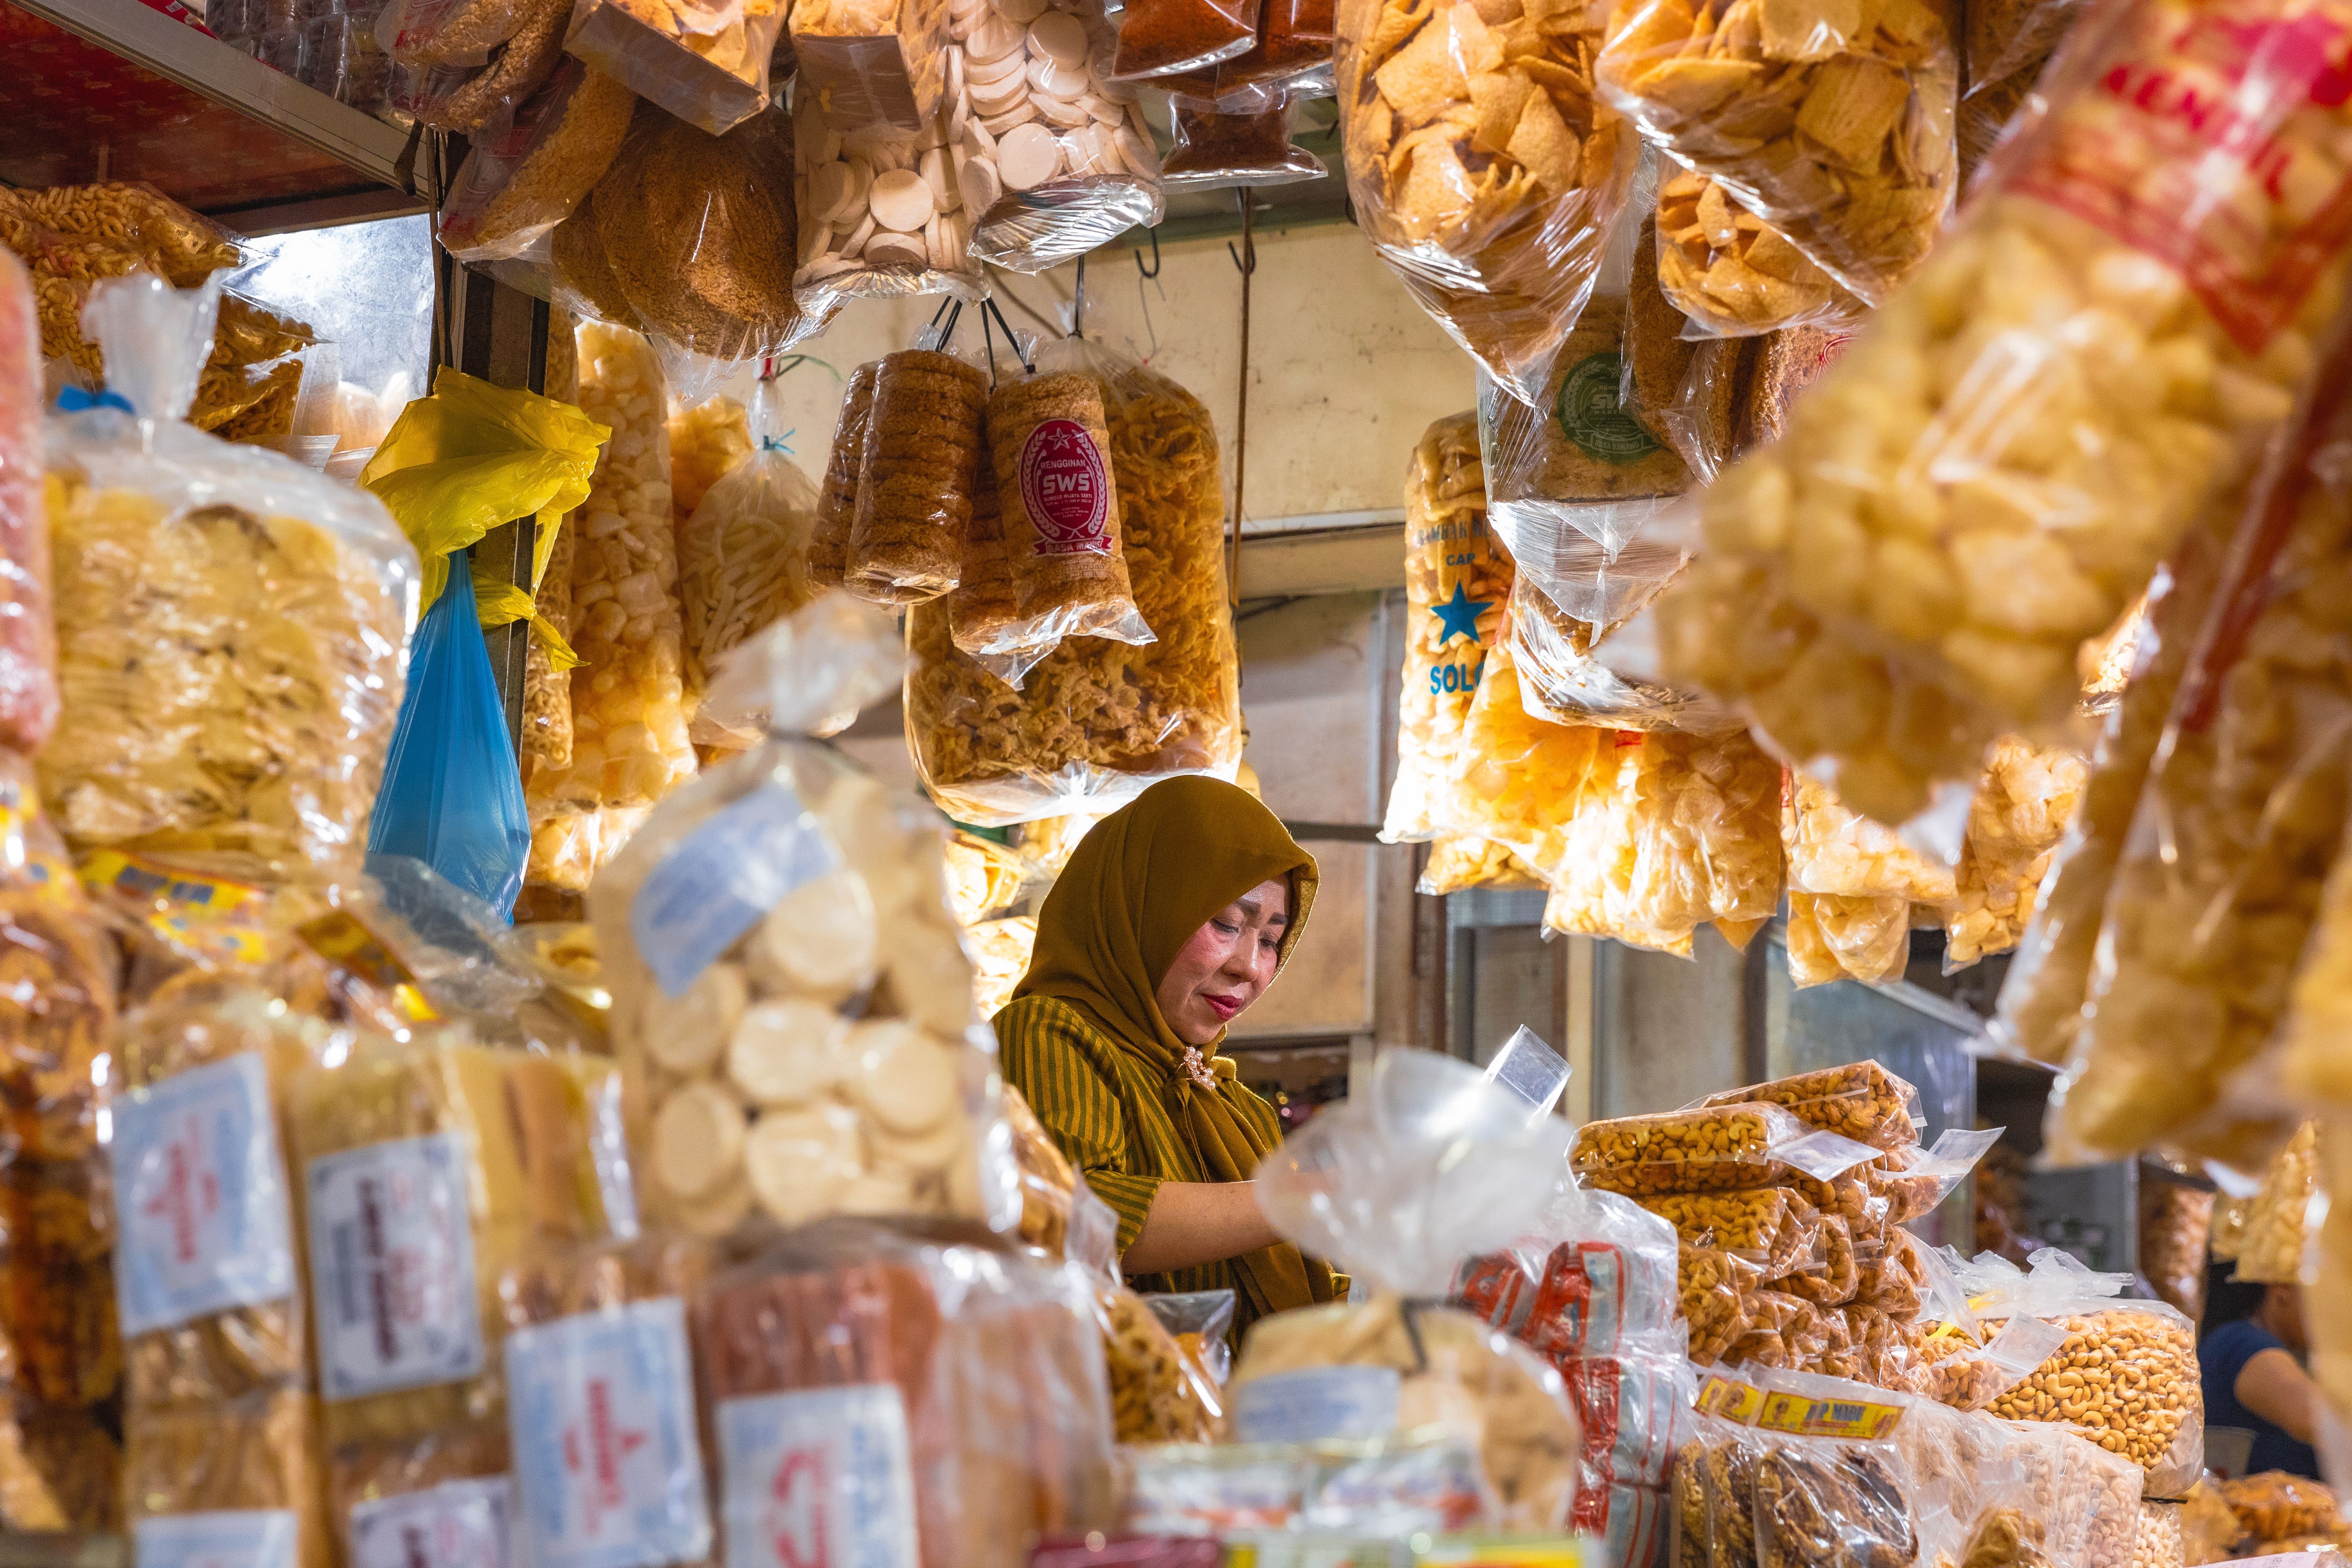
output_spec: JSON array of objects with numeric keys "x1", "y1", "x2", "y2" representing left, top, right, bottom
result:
[{"x1": 1154, "y1": 878, "x2": 1292, "y2": 1046}]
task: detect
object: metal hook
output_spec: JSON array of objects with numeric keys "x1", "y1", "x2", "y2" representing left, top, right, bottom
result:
[
  {"x1": 984, "y1": 298, "x2": 1034, "y2": 373},
  {"x1": 1227, "y1": 192, "x2": 1257, "y2": 275},
  {"x1": 1073, "y1": 254, "x2": 1086, "y2": 340},
  {"x1": 1135, "y1": 227, "x2": 1162, "y2": 279}
]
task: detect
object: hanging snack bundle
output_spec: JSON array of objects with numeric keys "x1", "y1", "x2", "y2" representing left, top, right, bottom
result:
[
  {"x1": 2062, "y1": 356, "x2": 2352, "y2": 1160},
  {"x1": 563, "y1": 0, "x2": 786, "y2": 135},
  {"x1": 668, "y1": 392, "x2": 754, "y2": 525},
  {"x1": 435, "y1": 63, "x2": 637, "y2": 262},
  {"x1": 1246, "y1": 1050, "x2": 1584, "y2": 1527},
  {"x1": 1383, "y1": 410, "x2": 1515, "y2": 844},
  {"x1": 847, "y1": 346, "x2": 989, "y2": 604},
  {"x1": 594, "y1": 598, "x2": 1012, "y2": 1239},
  {"x1": 908, "y1": 355, "x2": 1240, "y2": 823},
  {"x1": 2233, "y1": 1122, "x2": 2320, "y2": 1286},
  {"x1": 380, "y1": 0, "x2": 577, "y2": 136},
  {"x1": 792, "y1": 75, "x2": 986, "y2": 311},
  {"x1": 1784, "y1": 772, "x2": 1957, "y2": 908},
  {"x1": 41, "y1": 277, "x2": 417, "y2": 876},
  {"x1": 1111, "y1": 0, "x2": 1262, "y2": 78},
  {"x1": 1439, "y1": 639, "x2": 1614, "y2": 877},
  {"x1": 1652, "y1": 0, "x2": 2352, "y2": 831},
  {"x1": 955, "y1": 0, "x2": 1166, "y2": 272},
  {"x1": 1654, "y1": 171, "x2": 1870, "y2": 339},
  {"x1": 1161, "y1": 85, "x2": 1325, "y2": 189},
  {"x1": 677, "y1": 380, "x2": 821, "y2": 727},
  {"x1": 1335, "y1": 0, "x2": 1636, "y2": 407},
  {"x1": 809, "y1": 359, "x2": 882, "y2": 590},
  {"x1": 1587, "y1": 728, "x2": 1786, "y2": 955},
  {"x1": 1946, "y1": 737, "x2": 2088, "y2": 969}
]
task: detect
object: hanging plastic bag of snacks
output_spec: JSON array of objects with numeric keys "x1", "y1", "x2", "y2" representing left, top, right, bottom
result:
[
  {"x1": 0, "y1": 254, "x2": 54, "y2": 755},
  {"x1": 1652, "y1": 170, "x2": 1870, "y2": 339},
  {"x1": 2233, "y1": 1121, "x2": 2319, "y2": 1285},
  {"x1": 908, "y1": 354, "x2": 1241, "y2": 823},
  {"x1": 954, "y1": 0, "x2": 1166, "y2": 272},
  {"x1": 523, "y1": 524, "x2": 575, "y2": 781},
  {"x1": 667, "y1": 391, "x2": 752, "y2": 526},
  {"x1": 42, "y1": 277, "x2": 416, "y2": 877},
  {"x1": 378, "y1": 0, "x2": 573, "y2": 134},
  {"x1": 676, "y1": 379, "x2": 821, "y2": 734},
  {"x1": 793, "y1": 77, "x2": 987, "y2": 313},
  {"x1": 1784, "y1": 772, "x2": 1956, "y2": 907},
  {"x1": 1161, "y1": 85, "x2": 1325, "y2": 190},
  {"x1": 847, "y1": 342, "x2": 990, "y2": 605},
  {"x1": 808, "y1": 359, "x2": 880, "y2": 591},
  {"x1": 1246, "y1": 1050, "x2": 1583, "y2": 1527},
  {"x1": 1110, "y1": 0, "x2": 1261, "y2": 79},
  {"x1": 594, "y1": 597, "x2": 1017, "y2": 1239},
  {"x1": 1945, "y1": 737, "x2": 2087, "y2": 970},
  {"x1": 1440, "y1": 639, "x2": 1614, "y2": 877},
  {"x1": 790, "y1": 0, "x2": 950, "y2": 131},
  {"x1": 1786, "y1": 892, "x2": 1911, "y2": 987},
  {"x1": 1653, "y1": 0, "x2": 2352, "y2": 832},
  {"x1": 1335, "y1": 0, "x2": 1638, "y2": 408},
  {"x1": 434, "y1": 63, "x2": 636, "y2": 262},
  {"x1": 1958, "y1": 0, "x2": 2088, "y2": 175},
  {"x1": 563, "y1": 0, "x2": 785, "y2": 134},
  {"x1": 1586, "y1": 727, "x2": 1785, "y2": 957},
  {"x1": 2062, "y1": 349, "x2": 2352, "y2": 1161},
  {"x1": 1383, "y1": 411, "x2": 1514, "y2": 844}
]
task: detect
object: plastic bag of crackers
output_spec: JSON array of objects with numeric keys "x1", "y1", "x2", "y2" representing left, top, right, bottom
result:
[
  {"x1": 1945, "y1": 737, "x2": 2087, "y2": 971},
  {"x1": 592, "y1": 595, "x2": 1020, "y2": 1240},
  {"x1": 1653, "y1": 169, "x2": 1869, "y2": 338},
  {"x1": 1333, "y1": 0, "x2": 1639, "y2": 407},
  {"x1": 434, "y1": 62, "x2": 637, "y2": 263},
  {"x1": 563, "y1": 0, "x2": 785, "y2": 134},
  {"x1": 40, "y1": 275, "x2": 417, "y2": 878},
  {"x1": 791, "y1": 53, "x2": 987, "y2": 312},
  {"x1": 1247, "y1": 1049, "x2": 1585, "y2": 1527},
  {"x1": 1653, "y1": 0, "x2": 2352, "y2": 832}
]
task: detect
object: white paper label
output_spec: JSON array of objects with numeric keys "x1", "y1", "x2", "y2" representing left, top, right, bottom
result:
[
  {"x1": 348, "y1": 1476, "x2": 514, "y2": 1568},
  {"x1": 135, "y1": 1509, "x2": 298, "y2": 1568},
  {"x1": 1232, "y1": 1365, "x2": 1402, "y2": 1444},
  {"x1": 112, "y1": 1053, "x2": 296, "y2": 1337},
  {"x1": 308, "y1": 1130, "x2": 485, "y2": 1399},
  {"x1": 507, "y1": 1297, "x2": 712, "y2": 1568},
  {"x1": 719, "y1": 1384, "x2": 919, "y2": 1568},
  {"x1": 632, "y1": 782, "x2": 840, "y2": 998}
]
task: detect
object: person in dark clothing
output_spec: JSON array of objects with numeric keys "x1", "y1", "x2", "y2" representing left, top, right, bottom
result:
[{"x1": 2200, "y1": 1266, "x2": 2322, "y2": 1479}]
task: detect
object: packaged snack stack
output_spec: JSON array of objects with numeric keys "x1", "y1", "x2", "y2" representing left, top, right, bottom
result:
[
  {"x1": 849, "y1": 347, "x2": 990, "y2": 604},
  {"x1": 809, "y1": 360, "x2": 881, "y2": 590},
  {"x1": 1653, "y1": 0, "x2": 2352, "y2": 832},
  {"x1": 1241, "y1": 1049, "x2": 1586, "y2": 1529}
]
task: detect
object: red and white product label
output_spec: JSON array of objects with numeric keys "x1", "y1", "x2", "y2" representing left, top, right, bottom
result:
[
  {"x1": 306, "y1": 1131, "x2": 486, "y2": 1401},
  {"x1": 718, "y1": 1383, "x2": 919, "y2": 1568},
  {"x1": 2008, "y1": 0, "x2": 2352, "y2": 351},
  {"x1": 1017, "y1": 418, "x2": 1113, "y2": 557}
]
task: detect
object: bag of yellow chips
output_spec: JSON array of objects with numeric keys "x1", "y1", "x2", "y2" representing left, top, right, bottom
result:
[
  {"x1": 1335, "y1": 0, "x2": 1639, "y2": 408},
  {"x1": 1652, "y1": 0, "x2": 2352, "y2": 831},
  {"x1": 1943, "y1": 735, "x2": 2085, "y2": 971},
  {"x1": 1652, "y1": 169, "x2": 1870, "y2": 338},
  {"x1": 41, "y1": 276, "x2": 417, "y2": 878}
]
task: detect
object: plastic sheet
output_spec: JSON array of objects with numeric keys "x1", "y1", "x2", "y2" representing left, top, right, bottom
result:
[
  {"x1": 435, "y1": 61, "x2": 635, "y2": 261},
  {"x1": 957, "y1": 0, "x2": 1166, "y2": 273},
  {"x1": 1653, "y1": 0, "x2": 2352, "y2": 830},
  {"x1": 677, "y1": 381, "x2": 820, "y2": 730},
  {"x1": 562, "y1": 0, "x2": 785, "y2": 134},
  {"x1": 1335, "y1": 0, "x2": 1638, "y2": 407},
  {"x1": 593, "y1": 597, "x2": 1013, "y2": 1239},
  {"x1": 1654, "y1": 171, "x2": 1869, "y2": 339},
  {"x1": 526, "y1": 321, "x2": 696, "y2": 816},
  {"x1": 1383, "y1": 411, "x2": 1513, "y2": 844},
  {"x1": 695, "y1": 1217, "x2": 1120, "y2": 1562},
  {"x1": 1162, "y1": 87, "x2": 1325, "y2": 190},
  {"x1": 908, "y1": 356, "x2": 1240, "y2": 824},
  {"x1": 42, "y1": 277, "x2": 417, "y2": 877},
  {"x1": 792, "y1": 83, "x2": 986, "y2": 314}
]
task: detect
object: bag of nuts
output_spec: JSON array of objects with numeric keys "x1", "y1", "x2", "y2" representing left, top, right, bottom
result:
[
  {"x1": 1640, "y1": 1187, "x2": 1826, "y2": 1278},
  {"x1": 1695, "y1": 1061, "x2": 1925, "y2": 1151},
  {"x1": 1570, "y1": 1101, "x2": 1880, "y2": 1198}
]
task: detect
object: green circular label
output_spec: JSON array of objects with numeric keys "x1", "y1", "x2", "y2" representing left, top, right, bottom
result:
[{"x1": 1554, "y1": 352, "x2": 1661, "y2": 465}]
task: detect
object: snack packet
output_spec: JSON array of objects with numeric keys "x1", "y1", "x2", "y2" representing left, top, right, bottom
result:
[
  {"x1": 1946, "y1": 737, "x2": 2088, "y2": 970},
  {"x1": 1570, "y1": 1102, "x2": 1879, "y2": 1198},
  {"x1": 1160, "y1": 87, "x2": 1326, "y2": 189},
  {"x1": 790, "y1": 0, "x2": 951, "y2": 130},
  {"x1": 793, "y1": 83, "x2": 987, "y2": 314},
  {"x1": 1653, "y1": 171, "x2": 1870, "y2": 339},
  {"x1": 847, "y1": 343, "x2": 989, "y2": 605},
  {"x1": 1111, "y1": 0, "x2": 1263, "y2": 77},
  {"x1": 563, "y1": 0, "x2": 786, "y2": 133},
  {"x1": 434, "y1": 61, "x2": 636, "y2": 261}
]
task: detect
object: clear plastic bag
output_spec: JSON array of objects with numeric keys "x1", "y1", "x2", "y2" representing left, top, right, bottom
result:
[
  {"x1": 0, "y1": 254, "x2": 55, "y2": 756},
  {"x1": 1654, "y1": 171, "x2": 1870, "y2": 339},
  {"x1": 668, "y1": 391, "x2": 753, "y2": 525},
  {"x1": 967, "y1": 338, "x2": 1157, "y2": 669},
  {"x1": 435, "y1": 61, "x2": 636, "y2": 260},
  {"x1": 1244, "y1": 1055, "x2": 1583, "y2": 1528},
  {"x1": 1571, "y1": 1101, "x2": 1878, "y2": 1198},
  {"x1": 1958, "y1": 0, "x2": 2087, "y2": 176},
  {"x1": 907, "y1": 356, "x2": 1241, "y2": 824},
  {"x1": 809, "y1": 359, "x2": 880, "y2": 591},
  {"x1": 694, "y1": 1216, "x2": 1119, "y2": 1561},
  {"x1": 1626, "y1": 218, "x2": 1749, "y2": 486},
  {"x1": 1654, "y1": 0, "x2": 2352, "y2": 831},
  {"x1": 1335, "y1": 0, "x2": 1638, "y2": 407},
  {"x1": 1741, "y1": 1368, "x2": 1930, "y2": 1568},
  {"x1": 41, "y1": 276, "x2": 418, "y2": 878},
  {"x1": 2235, "y1": 1121, "x2": 2320, "y2": 1285},
  {"x1": 377, "y1": 0, "x2": 572, "y2": 133},
  {"x1": 789, "y1": 0, "x2": 950, "y2": 132},
  {"x1": 2138, "y1": 1180, "x2": 2214, "y2": 1325},
  {"x1": 592, "y1": 596, "x2": 1016, "y2": 1238},
  {"x1": 1382, "y1": 411, "x2": 1514, "y2": 844},
  {"x1": 523, "y1": 521, "x2": 576, "y2": 778},
  {"x1": 957, "y1": 0, "x2": 1166, "y2": 273},
  {"x1": 563, "y1": 0, "x2": 786, "y2": 134},
  {"x1": 526, "y1": 320, "x2": 697, "y2": 816},
  {"x1": 1785, "y1": 892, "x2": 1911, "y2": 987},
  {"x1": 1111, "y1": 0, "x2": 1261, "y2": 78},
  {"x1": 1784, "y1": 772, "x2": 1957, "y2": 905},
  {"x1": 1947, "y1": 737, "x2": 2089, "y2": 970},
  {"x1": 1696, "y1": 1063, "x2": 1921, "y2": 1151},
  {"x1": 1642, "y1": 1190, "x2": 1824, "y2": 1279},
  {"x1": 1099, "y1": 1279, "x2": 1226, "y2": 1442},
  {"x1": 677, "y1": 380, "x2": 821, "y2": 729},
  {"x1": 792, "y1": 85, "x2": 987, "y2": 313},
  {"x1": 844, "y1": 346, "x2": 987, "y2": 605},
  {"x1": 1419, "y1": 834, "x2": 1545, "y2": 893},
  {"x1": 1453, "y1": 1180, "x2": 1686, "y2": 1363},
  {"x1": 2221, "y1": 1473, "x2": 2345, "y2": 1544},
  {"x1": 1162, "y1": 87, "x2": 1324, "y2": 190}
]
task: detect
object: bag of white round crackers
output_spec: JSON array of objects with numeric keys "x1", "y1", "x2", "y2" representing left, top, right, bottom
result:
[{"x1": 589, "y1": 595, "x2": 1019, "y2": 1242}]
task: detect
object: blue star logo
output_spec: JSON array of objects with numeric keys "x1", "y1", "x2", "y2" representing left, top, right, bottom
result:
[{"x1": 1429, "y1": 581, "x2": 1491, "y2": 647}]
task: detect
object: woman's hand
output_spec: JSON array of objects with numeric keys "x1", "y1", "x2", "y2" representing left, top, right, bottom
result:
[{"x1": 1122, "y1": 1180, "x2": 1282, "y2": 1274}]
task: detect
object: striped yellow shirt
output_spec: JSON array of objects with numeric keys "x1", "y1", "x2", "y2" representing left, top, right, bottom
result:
[{"x1": 994, "y1": 993, "x2": 1282, "y2": 1312}]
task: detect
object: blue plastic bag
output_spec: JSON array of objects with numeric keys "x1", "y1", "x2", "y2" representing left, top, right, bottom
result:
[{"x1": 368, "y1": 553, "x2": 531, "y2": 918}]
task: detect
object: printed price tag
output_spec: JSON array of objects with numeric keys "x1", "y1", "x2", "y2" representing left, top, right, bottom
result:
[
  {"x1": 630, "y1": 782, "x2": 840, "y2": 998},
  {"x1": 307, "y1": 1131, "x2": 486, "y2": 1399},
  {"x1": 719, "y1": 1383, "x2": 920, "y2": 1568},
  {"x1": 507, "y1": 1297, "x2": 711, "y2": 1568},
  {"x1": 348, "y1": 1476, "x2": 513, "y2": 1568},
  {"x1": 134, "y1": 1509, "x2": 298, "y2": 1568},
  {"x1": 1231, "y1": 1365, "x2": 1402, "y2": 1444},
  {"x1": 112, "y1": 1053, "x2": 296, "y2": 1337},
  {"x1": 1754, "y1": 1389, "x2": 1907, "y2": 1440}
]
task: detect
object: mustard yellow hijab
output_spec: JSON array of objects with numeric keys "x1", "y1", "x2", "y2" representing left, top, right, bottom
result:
[{"x1": 1015, "y1": 775, "x2": 1340, "y2": 1319}]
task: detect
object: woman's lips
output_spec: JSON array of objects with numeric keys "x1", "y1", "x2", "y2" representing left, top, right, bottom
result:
[{"x1": 1203, "y1": 993, "x2": 1242, "y2": 1021}]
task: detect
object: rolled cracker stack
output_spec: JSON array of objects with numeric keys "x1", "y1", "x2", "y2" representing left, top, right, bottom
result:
[
  {"x1": 947, "y1": 427, "x2": 1018, "y2": 647},
  {"x1": 987, "y1": 371, "x2": 1135, "y2": 630},
  {"x1": 849, "y1": 348, "x2": 988, "y2": 604},
  {"x1": 810, "y1": 359, "x2": 880, "y2": 589}
]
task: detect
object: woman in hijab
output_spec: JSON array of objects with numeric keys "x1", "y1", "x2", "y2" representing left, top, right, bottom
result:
[{"x1": 994, "y1": 775, "x2": 1340, "y2": 1334}]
